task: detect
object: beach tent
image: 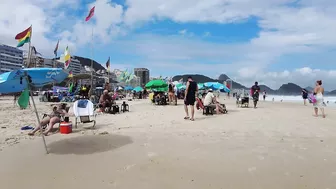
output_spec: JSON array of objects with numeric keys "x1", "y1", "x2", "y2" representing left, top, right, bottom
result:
[
  {"x1": 133, "y1": 86, "x2": 143, "y2": 92},
  {"x1": 0, "y1": 68, "x2": 69, "y2": 154}
]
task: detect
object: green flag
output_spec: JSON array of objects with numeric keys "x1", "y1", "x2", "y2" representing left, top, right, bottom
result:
[{"x1": 18, "y1": 88, "x2": 30, "y2": 109}]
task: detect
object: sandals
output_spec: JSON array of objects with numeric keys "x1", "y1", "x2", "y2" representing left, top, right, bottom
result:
[{"x1": 184, "y1": 116, "x2": 190, "y2": 120}]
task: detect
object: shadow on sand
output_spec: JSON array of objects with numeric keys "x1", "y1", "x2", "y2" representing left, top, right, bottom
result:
[{"x1": 47, "y1": 134, "x2": 133, "y2": 155}]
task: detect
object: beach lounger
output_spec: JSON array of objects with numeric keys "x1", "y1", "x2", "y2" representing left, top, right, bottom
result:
[{"x1": 73, "y1": 99, "x2": 96, "y2": 128}]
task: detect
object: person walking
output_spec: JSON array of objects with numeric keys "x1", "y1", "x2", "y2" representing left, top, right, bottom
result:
[
  {"x1": 251, "y1": 81, "x2": 260, "y2": 108},
  {"x1": 302, "y1": 88, "x2": 308, "y2": 105},
  {"x1": 184, "y1": 76, "x2": 198, "y2": 121},
  {"x1": 313, "y1": 80, "x2": 326, "y2": 118}
]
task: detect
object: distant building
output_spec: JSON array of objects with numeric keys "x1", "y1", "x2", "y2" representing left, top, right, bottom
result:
[
  {"x1": 70, "y1": 57, "x2": 81, "y2": 75},
  {"x1": 43, "y1": 56, "x2": 82, "y2": 75},
  {"x1": 0, "y1": 44, "x2": 23, "y2": 73},
  {"x1": 134, "y1": 68, "x2": 150, "y2": 86}
]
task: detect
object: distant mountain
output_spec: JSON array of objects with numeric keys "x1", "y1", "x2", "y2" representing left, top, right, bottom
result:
[
  {"x1": 305, "y1": 86, "x2": 314, "y2": 93},
  {"x1": 74, "y1": 56, "x2": 105, "y2": 71},
  {"x1": 259, "y1": 85, "x2": 276, "y2": 94},
  {"x1": 327, "y1": 90, "x2": 336, "y2": 96},
  {"x1": 172, "y1": 74, "x2": 217, "y2": 83},
  {"x1": 172, "y1": 74, "x2": 324, "y2": 95},
  {"x1": 277, "y1": 83, "x2": 302, "y2": 95}
]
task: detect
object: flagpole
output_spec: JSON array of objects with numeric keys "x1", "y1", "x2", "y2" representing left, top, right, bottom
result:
[
  {"x1": 90, "y1": 26, "x2": 94, "y2": 97},
  {"x1": 27, "y1": 25, "x2": 32, "y2": 68},
  {"x1": 25, "y1": 26, "x2": 48, "y2": 154}
]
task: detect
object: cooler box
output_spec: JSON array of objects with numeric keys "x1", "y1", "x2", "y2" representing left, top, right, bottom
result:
[{"x1": 59, "y1": 121, "x2": 72, "y2": 134}]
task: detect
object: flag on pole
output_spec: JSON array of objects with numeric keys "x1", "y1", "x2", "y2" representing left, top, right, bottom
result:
[
  {"x1": 54, "y1": 40, "x2": 59, "y2": 57},
  {"x1": 64, "y1": 46, "x2": 71, "y2": 69},
  {"x1": 15, "y1": 26, "x2": 32, "y2": 47},
  {"x1": 106, "y1": 57, "x2": 110, "y2": 72},
  {"x1": 31, "y1": 46, "x2": 42, "y2": 56},
  {"x1": 85, "y1": 6, "x2": 95, "y2": 21}
]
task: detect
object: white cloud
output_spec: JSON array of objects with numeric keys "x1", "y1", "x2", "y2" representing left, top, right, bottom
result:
[
  {"x1": 1, "y1": 0, "x2": 336, "y2": 90},
  {"x1": 236, "y1": 67, "x2": 336, "y2": 90}
]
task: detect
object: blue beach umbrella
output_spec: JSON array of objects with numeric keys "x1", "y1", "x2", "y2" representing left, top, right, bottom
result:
[
  {"x1": 0, "y1": 68, "x2": 69, "y2": 93},
  {"x1": 124, "y1": 86, "x2": 133, "y2": 90},
  {"x1": 204, "y1": 82, "x2": 230, "y2": 92},
  {"x1": 133, "y1": 86, "x2": 143, "y2": 92}
]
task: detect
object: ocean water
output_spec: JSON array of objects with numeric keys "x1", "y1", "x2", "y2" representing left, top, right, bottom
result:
[{"x1": 263, "y1": 95, "x2": 336, "y2": 107}]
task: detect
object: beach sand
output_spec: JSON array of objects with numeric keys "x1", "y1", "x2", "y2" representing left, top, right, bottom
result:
[{"x1": 1, "y1": 96, "x2": 336, "y2": 189}]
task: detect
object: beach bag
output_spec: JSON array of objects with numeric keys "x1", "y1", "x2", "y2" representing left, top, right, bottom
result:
[{"x1": 308, "y1": 93, "x2": 316, "y2": 103}]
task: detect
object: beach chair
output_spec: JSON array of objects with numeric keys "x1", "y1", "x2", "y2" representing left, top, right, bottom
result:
[
  {"x1": 196, "y1": 98, "x2": 214, "y2": 115},
  {"x1": 73, "y1": 99, "x2": 96, "y2": 128}
]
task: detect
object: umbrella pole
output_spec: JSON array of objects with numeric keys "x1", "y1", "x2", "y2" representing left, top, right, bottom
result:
[{"x1": 27, "y1": 82, "x2": 49, "y2": 154}]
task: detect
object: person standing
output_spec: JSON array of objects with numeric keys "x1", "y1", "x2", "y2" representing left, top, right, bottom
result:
[
  {"x1": 302, "y1": 89, "x2": 308, "y2": 105},
  {"x1": 251, "y1": 81, "x2": 260, "y2": 108},
  {"x1": 184, "y1": 76, "x2": 198, "y2": 121},
  {"x1": 313, "y1": 80, "x2": 326, "y2": 118},
  {"x1": 262, "y1": 90, "x2": 267, "y2": 101}
]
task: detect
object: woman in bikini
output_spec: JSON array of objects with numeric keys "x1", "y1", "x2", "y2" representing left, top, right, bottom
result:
[
  {"x1": 168, "y1": 83, "x2": 175, "y2": 105},
  {"x1": 28, "y1": 104, "x2": 67, "y2": 136},
  {"x1": 313, "y1": 80, "x2": 326, "y2": 118}
]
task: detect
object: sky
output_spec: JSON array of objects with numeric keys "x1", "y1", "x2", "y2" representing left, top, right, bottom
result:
[{"x1": 1, "y1": 0, "x2": 336, "y2": 90}]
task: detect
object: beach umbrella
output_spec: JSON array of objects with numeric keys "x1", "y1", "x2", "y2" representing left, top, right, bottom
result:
[
  {"x1": 204, "y1": 82, "x2": 230, "y2": 92},
  {"x1": 145, "y1": 79, "x2": 168, "y2": 89},
  {"x1": 0, "y1": 68, "x2": 69, "y2": 93},
  {"x1": 133, "y1": 86, "x2": 143, "y2": 92},
  {"x1": 0, "y1": 68, "x2": 69, "y2": 154},
  {"x1": 152, "y1": 87, "x2": 168, "y2": 92},
  {"x1": 124, "y1": 86, "x2": 133, "y2": 90},
  {"x1": 177, "y1": 84, "x2": 186, "y2": 90},
  {"x1": 197, "y1": 83, "x2": 205, "y2": 90}
]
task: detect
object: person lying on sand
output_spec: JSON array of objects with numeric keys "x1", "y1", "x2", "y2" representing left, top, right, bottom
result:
[{"x1": 28, "y1": 104, "x2": 67, "y2": 136}]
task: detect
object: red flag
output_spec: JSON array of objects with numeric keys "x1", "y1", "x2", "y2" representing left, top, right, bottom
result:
[{"x1": 85, "y1": 6, "x2": 95, "y2": 22}]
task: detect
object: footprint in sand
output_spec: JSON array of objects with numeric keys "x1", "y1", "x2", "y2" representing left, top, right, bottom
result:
[
  {"x1": 148, "y1": 152, "x2": 157, "y2": 157},
  {"x1": 248, "y1": 167, "x2": 256, "y2": 173}
]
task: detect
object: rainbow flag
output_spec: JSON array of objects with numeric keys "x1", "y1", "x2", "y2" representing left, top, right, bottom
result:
[
  {"x1": 15, "y1": 26, "x2": 32, "y2": 47},
  {"x1": 64, "y1": 46, "x2": 71, "y2": 69}
]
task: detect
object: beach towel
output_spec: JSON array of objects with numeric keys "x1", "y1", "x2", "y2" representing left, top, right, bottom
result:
[
  {"x1": 18, "y1": 88, "x2": 29, "y2": 109},
  {"x1": 308, "y1": 93, "x2": 316, "y2": 103},
  {"x1": 77, "y1": 99, "x2": 88, "y2": 108}
]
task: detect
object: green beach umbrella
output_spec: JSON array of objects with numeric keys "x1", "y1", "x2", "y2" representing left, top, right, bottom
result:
[{"x1": 145, "y1": 80, "x2": 168, "y2": 89}]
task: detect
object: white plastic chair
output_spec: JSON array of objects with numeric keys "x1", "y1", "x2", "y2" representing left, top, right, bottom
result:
[{"x1": 73, "y1": 99, "x2": 96, "y2": 128}]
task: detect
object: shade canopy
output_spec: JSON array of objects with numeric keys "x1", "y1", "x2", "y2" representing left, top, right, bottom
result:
[{"x1": 0, "y1": 68, "x2": 69, "y2": 93}]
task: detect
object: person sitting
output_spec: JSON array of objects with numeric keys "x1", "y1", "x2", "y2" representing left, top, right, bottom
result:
[
  {"x1": 99, "y1": 90, "x2": 112, "y2": 112},
  {"x1": 203, "y1": 89, "x2": 225, "y2": 114},
  {"x1": 28, "y1": 104, "x2": 68, "y2": 136}
]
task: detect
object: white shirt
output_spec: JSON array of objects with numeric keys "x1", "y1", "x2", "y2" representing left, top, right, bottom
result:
[
  {"x1": 204, "y1": 92, "x2": 215, "y2": 106},
  {"x1": 174, "y1": 86, "x2": 177, "y2": 95}
]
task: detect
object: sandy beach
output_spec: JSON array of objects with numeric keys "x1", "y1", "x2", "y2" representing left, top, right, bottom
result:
[{"x1": 1, "y1": 96, "x2": 336, "y2": 189}]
